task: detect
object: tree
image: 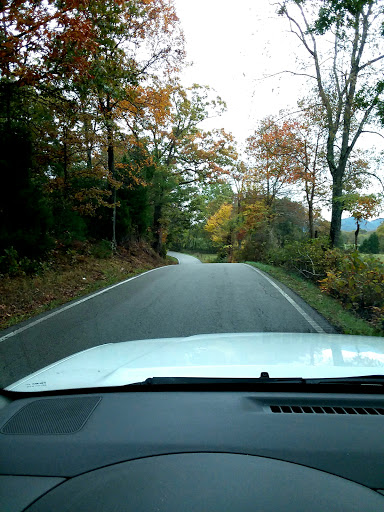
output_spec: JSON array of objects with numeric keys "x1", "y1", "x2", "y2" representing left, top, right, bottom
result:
[
  {"x1": 120, "y1": 82, "x2": 237, "y2": 254},
  {"x1": 377, "y1": 222, "x2": 384, "y2": 252},
  {"x1": 0, "y1": 125, "x2": 53, "y2": 259},
  {"x1": 205, "y1": 203, "x2": 235, "y2": 259},
  {"x1": 278, "y1": 0, "x2": 384, "y2": 246},
  {"x1": 273, "y1": 197, "x2": 308, "y2": 246},
  {"x1": 245, "y1": 117, "x2": 301, "y2": 206},
  {"x1": 0, "y1": 1, "x2": 98, "y2": 86},
  {"x1": 287, "y1": 103, "x2": 330, "y2": 238},
  {"x1": 343, "y1": 193, "x2": 382, "y2": 248},
  {"x1": 360, "y1": 232, "x2": 380, "y2": 254},
  {"x1": 166, "y1": 181, "x2": 234, "y2": 252},
  {"x1": 0, "y1": 0, "x2": 185, "y2": 252},
  {"x1": 81, "y1": 1, "x2": 184, "y2": 249}
]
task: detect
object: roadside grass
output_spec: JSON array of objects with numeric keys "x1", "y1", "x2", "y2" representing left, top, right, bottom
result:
[
  {"x1": 0, "y1": 245, "x2": 173, "y2": 331},
  {"x1": 246, "y1": 261, "x2": 384, "y2": 337},
  {"x1": 184, "y1": 252, "x2": 218, "y2": 263},
  {"x1": 166, "y1": 255, "x2": 179, "y2": 264}
]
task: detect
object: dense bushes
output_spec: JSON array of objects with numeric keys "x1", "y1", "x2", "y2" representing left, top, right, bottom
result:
[
  {"x1": 263, "y1": 237, "x2": 384, "y2": 329},
  {"x1": 320, "y1": 253, "x2": 384, "y2": 328},
  {"x1": 266, "y1": 237, "x2": 341, "y2": 281}
]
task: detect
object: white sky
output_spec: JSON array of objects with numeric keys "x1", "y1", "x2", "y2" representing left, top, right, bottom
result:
[{"x1": 173, "y1": 0, "x2": 308, "y2": 144}]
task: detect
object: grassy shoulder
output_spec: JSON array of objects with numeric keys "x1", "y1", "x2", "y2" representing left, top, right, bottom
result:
[
  {"x1": 183, "y1": 251, "x2": 218, "y2": 263},
  {"x1": 246, "y1": 261, "x2": 384, "y2": 337},
  {"x1": 0, "y1": 243, "x2": 175, "y2": 331},
  {"x1": 166, "y1": 255, "x2": 179, "y2": 264}
]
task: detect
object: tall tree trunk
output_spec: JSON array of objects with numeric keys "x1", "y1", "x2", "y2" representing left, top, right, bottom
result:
[
  {"x1": 106, "y1": 99, "x2": 116, "y2": 251},
  {"x1": 63, "y1": 129, "x2": 68, "y2": 187},
  {"x1": 330, "y1": 172, "x2": 344, "y2": 247},
  {"x1": 354, "y1": 220, "x2": 360, "y2": 250},
  {"x1": 107, "y1": 136, "x2": 116, "y2": 251},
  {"x1": 305, "y1": 180, "x2": 315, "y2": 239},
  {"x1": 87, "y1": 145, "x2": 93, "y2": 171},
  {"x1": 153, "y1": 202, "x2": 163, "y2": 255},
  {"x1": 83, "y1": 116, "x2": 93, "y2": 170},
  {"x1": 5, "y1": 81, "x2": 11, "y2": 130},
  {"x1": 308, "y1": 203, "x2": 314, "y2": 239}
]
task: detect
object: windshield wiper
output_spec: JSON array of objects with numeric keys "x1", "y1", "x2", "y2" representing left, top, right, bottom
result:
[
  {"x1": 130, "y1": 374, "x2": 384, "y2": 387},
  {"x1": 305, "y1": 375, "x2": 384, "y2": 386},
  {"x1": 4, "y1": 374, "x2": 384, "y2": 399},
  {"x1": 128, "y1": 376, "x2": 305, "y2": 386},
  {"x1": 132, "y1": 376, "x2": 305, "y2": 386}
]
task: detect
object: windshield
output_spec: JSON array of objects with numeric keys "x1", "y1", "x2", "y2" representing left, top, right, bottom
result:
[{"x1": 0, "y1": 0, "x2": 383, "y2": 392}]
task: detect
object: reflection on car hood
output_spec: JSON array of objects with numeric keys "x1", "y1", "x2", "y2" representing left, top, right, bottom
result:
[{"x1": 7, "y1": 332, "x2": 384, "y2": 391}]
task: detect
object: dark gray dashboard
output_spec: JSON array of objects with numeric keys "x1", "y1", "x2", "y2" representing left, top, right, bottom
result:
[{"x1": 1, "y1": 390, "x2": 384, "y2": 511}]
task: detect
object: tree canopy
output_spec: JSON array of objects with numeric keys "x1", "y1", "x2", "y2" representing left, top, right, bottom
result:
[{"x1": 1, "y1": 0, "x2": 383, "y2": 274}]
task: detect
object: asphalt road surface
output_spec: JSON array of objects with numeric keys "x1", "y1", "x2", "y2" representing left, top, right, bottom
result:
[{"x1": 0, "y1": 253, "x2": 334, "y2": 387}]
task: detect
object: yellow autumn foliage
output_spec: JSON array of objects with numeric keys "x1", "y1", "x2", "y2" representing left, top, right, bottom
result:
[{"x1": 205, "y1": 203, "x2": 233, "y2": 244}]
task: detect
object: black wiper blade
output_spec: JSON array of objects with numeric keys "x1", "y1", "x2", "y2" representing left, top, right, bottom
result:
[
  {"x1": 130, "y1": 375, "x2": 384, "y2": 387},
  {"x1": 305, "y1": 375, "x2": 384, "y2": 386},
  {"x1": 4, "y1": 375, "x2": 384, "y2": 399},
  {"x1": 129, "y1": 376, "x2": 306, "y2": 386}
]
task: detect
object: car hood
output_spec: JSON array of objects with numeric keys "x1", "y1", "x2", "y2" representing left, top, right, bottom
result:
[{"x1": 6, "y1": 332, "x2": 384, "y2": 391}]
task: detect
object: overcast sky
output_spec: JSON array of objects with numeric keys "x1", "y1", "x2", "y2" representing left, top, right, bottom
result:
[{"x1": 173, "y1": 0, "x2": 308, "y2": 144}]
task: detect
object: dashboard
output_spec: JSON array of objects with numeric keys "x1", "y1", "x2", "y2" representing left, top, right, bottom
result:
[{"x1": 1, "y1": 388, "x2": 384, "y2": 511}]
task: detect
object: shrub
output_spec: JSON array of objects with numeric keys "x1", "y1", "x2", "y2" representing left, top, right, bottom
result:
[
  {"x1": 262, "y1": 237, "x2": 384, "y2": 329},
  {"x1": 320, "y1": 252, "x2": 384, "y2": 326},
  {"x1": 90, "y1": 240, "x2": 113, "y2": 259},
  {"x1": 266, "y1": 237, "x2": 342, "y2": 282},
  {"x1": 0, "y1": 247, "x2": 41, "y2": 276}
]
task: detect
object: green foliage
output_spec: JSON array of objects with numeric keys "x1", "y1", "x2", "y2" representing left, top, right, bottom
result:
[
  {"x1": 167, "y1": 182, "x2": 233, "y2": 253},
  {"x1": 265, "y1": 237, "x2": 341, "y2": 281},
  {"x1": 259, "y1": 235, "x2": 384, "y2": 329},
  {"x1": 272, "y1": 198, "x2": 307, "y2": 245},
  {"x1": 237, "y1": 236, "x2": 269, "y2": 263},
  {"x1": 312, "y1": 0, "x2": 372, "y2": 35},
  {"x1": 90, "y1": 240, "x2": 113, "y2": 259},
  {"x1": 51, "y1": 201, "x2": 88, "y2": 244},
  {"x1": 0, "y1": 247, "x2": 41, "y2": 276},
  {"x1": 377, "y1": 223, "x2": 384, "y2": 251},
  {"x1": 360, "y1": 232, "x2": 380, "y2": 254},
  {"x1": 320, "y1": 252, "x2": 384, "y2": 327},
  {"x1": 247, "y1": 261, "x2": 383, "y2": 336}
]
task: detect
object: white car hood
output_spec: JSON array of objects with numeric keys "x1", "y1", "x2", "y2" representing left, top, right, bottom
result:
[{"x1": 7, "y1": 332, "x2": 384, "y2": 391}]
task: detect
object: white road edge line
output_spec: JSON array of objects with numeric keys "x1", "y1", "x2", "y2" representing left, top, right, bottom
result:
[
  {"x1": 0, "y1": 265, "x2": 171, "y2": 344},
  {"x1": 244, "y1": 264, "x2": 325, "y2": 334}
]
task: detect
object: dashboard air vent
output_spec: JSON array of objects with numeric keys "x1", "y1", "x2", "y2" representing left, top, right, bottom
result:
[{"x1": 270, "y1": 405, "x2": 384, "y2": 415}]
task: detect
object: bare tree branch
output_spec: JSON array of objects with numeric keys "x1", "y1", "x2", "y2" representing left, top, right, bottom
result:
[{"x1": 260, "y1": 70, "x2": 317, "y2": 80}]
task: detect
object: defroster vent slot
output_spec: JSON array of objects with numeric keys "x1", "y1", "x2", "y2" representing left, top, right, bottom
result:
[{"x1": 270, "y1": 405, "x2": 384, "y2": 415}]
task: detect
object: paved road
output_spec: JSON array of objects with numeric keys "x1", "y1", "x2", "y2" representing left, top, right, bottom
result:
[
  {"x1": 167, "y1": 251, "x2": 202, "y2": 264},
  {"x1": 0, "y1": 253, "x2": 334, "y2": 387}
]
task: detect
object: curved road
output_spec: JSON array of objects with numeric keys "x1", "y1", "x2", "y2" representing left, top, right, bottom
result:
[
  {"x1": 0, "y1": 252, "x2": 334, "y2": 387},
  {"x1": 167, "y1": 251, "x2": 202, "y2": 264}
]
